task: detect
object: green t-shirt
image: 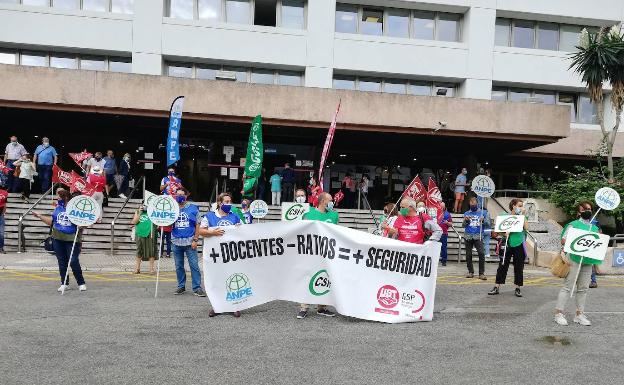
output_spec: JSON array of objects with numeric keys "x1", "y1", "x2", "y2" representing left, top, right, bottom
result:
[
  {"x1": 562, "y1": 219, "x2": 602, "y2": 265},
  {"x1": 135, "y1": 211, "x2": 154, "y2": 238},
  {"x1": 303, "y1": 207, "x2": 339, "y2": 224},
  {"x1": 52, "y1": 228, "x2": 82, "y2": 243},
  {"x1": 507, "y1": 215, "x2": 527, "y2": 247}
]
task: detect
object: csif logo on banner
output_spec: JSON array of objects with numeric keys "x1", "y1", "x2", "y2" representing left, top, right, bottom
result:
[
  {"x1": 309, "y1": 270, "x2": 331, "y2": 296},
  {"x1": 282, "y1": 202, "x2": 309, "y2": 221},
  {"x1": 500, "y1": 216, "x2": 520, "y2": 231},
  {"x1": 226, "y1": 273, "x2": 253, "y2": 303},
  {"x1": 570, "y1": 233, "x2": 604, "y2": 253}
]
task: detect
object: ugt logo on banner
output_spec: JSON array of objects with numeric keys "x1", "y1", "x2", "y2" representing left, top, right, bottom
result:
[
  {"x1": 563, "y1": 228, "x2": 610, "y2": 261},
  {"x1": 147, "y1": 195, "x2": 180, "y2": 226},
  {"x1": 66, "y1": 195, "x2": 101, "y2": 226}
]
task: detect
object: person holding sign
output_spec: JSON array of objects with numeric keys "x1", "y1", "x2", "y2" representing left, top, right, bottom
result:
[
  {"x1": 554, "y1": 201, "x2": 602, "y2": 327},
  {"x1": 463, "y1": 197, "x2": 490, "y2": 280},
  {"x1": 488, "y1": 199, "x2": 528, "y2": 297},
  {"x1": 131, "y1": 204, "x2": 157, "y2": 275},
  {"x1": 32, "y1": 189, "x2": 86, "y2": 292}
]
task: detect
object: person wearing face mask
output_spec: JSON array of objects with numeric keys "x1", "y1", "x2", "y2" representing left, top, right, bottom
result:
[
  {"x1": 31, "y1": 189, "x2": 86, "y2": 292},
  {"x1": 463, "y1": 197, "x2": 490, "y2": 280},
  {"x1": 438, "y1": 202, "x2": 453, "y2": 266},
  {"x1": 379, "y1": 202, "x2": 398, "y2": 238},
  {"x1": 488, "y1": 199, "x2": 528, "y2": 297},
  {"x1": 33, "y1": 137, "x2": 57, "y2": 193},
  {"x1": 160, "y1": 167, "x2": 182, "y2": 195},
  {"x1": 297, "y1": 192, "x2": 338, "y2": 319},
  {"x1": 171, "y1": 187, "x2": 206, "y2": 297},
  {"x1": 86, "y1": 152, "x2": 106, "y2": 175},
  {"x1": 13, "y1": 153, "x2": 37, "y2": 203},
  {"x1": 118, "y1": 153, "x2": 131, "y2": 199},
  {"x1": 235, "y1": 198, "x2": 253, "y2": 224},
  {"x1": 453, "y1": 168, "x2": 469, "y2": 213},
  {"x1": 295, "y1": 188, "x2": 308, "y2": 205},
  {"x1": 384, "y1": 198, "x2": 442, "y2": 244},
  {"x1": 307, "y1": 177, "x2": 321, "y2": 207},
  {"x1": 102, "y1": 150, "x2": 118, "y2": 197},
  {"x1": 4, "y1": 136, "x2": 28, "y2": 193},
  {"x1": 200, "y1": 192, "x2": 242, "y2": 317},
  {"x1": 87, "y1": 166, "x2": 107, "y2": 213},
  {"x1": 554, "y1": 201, "x2": 603, "y2": 327}
]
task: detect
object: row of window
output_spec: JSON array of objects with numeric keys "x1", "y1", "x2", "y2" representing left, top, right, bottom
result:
[
  {"x1": 492, "y1": 87, "x2": 598, "y2": 124},
  {"x1": 495, "y1": 18, "x2": 593, "y2": 52},
  {"x1": 0, "y1": 0, "x2": 133, "y2": 13},
  {"x1": 166, "y1": 62, "x2": 303, "y2": 86},
  {"x1": 0, "y1": 50, "x2": 132, "y2": 72},
  {"x1": 167, "y1": 0, "x2": 306, "y2": 29},
  {"x1": 333, "y1": 76, "x2": 455, "y2": 97},
  {"x1": 335, "y1": 4, "x2": 460, "y2": 42}
]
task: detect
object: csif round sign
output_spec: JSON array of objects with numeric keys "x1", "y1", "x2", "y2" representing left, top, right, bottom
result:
[
  {"x1": 147, "y1": 195, "x2": 180, "y2": 226},
  {"x1": 595, "y1": 187, "x2": 620, "y2": 211},
  {"x1": 66, "y1": 195, "x2": 101, "y2": 226},
  {"x1": 250, "y1": 200, "x2": 269, "y2": 218},
  {"x1": 471, "y1": 175, "x2": 495, "y2": 198}
]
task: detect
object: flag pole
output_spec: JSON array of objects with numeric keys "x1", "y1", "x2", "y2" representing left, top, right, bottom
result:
[
  {"x1": 61, "y1": 229, "x2": 80, "y2": 295},
  {"x1": 154, "y1": 228, "x2": 164, "y2": 298}
]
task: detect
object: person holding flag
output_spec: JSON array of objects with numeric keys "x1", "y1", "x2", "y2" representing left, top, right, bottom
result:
[
  {"x1": 438, "y1": 202, "x2": 452, "y2": 266},
  {"x1": 131, "y1": 203, "x2": 158, "y2": 275},
  {"x1": 160, "y1": 166, "x2": 182, "y2": 195},
  {"x1": 383, "y1": 198, "x2": 441, "y2": 244},
  {"x1": 87, "y1": 166, "x2": 107, "y2": 211},
  {"x1": 463, "y1": 196, "x2": 490, "y2": 280}
]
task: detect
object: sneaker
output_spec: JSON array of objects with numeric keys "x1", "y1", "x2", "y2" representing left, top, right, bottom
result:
[
  {"x1": 0, "y1": 249, "x2": 5, "y2": 254},
  {"x1": 296, "y1": 310, "x2": 308, "y2": 319},
  {"x1": 78, "y1": 284, "x2": 87, "y2": 292},
  {"x1": 514, "y1": 288, "x2": 522, "y2": 297},
  {"x1": 166, "y1": 254, "x2": 171, "y2": 258},
  {"x1": 317, "y1": 308, "x2": 336, "y2": 317},
  {"x1": 208, "y1": 309, "x2": 217, "y2": 317},
  {"x1": 57, "y1": 285, "x2": 71, "y2": 292},
  {"x1": 574, "y1": 313, "x2": 591, "y2": 326},
  {"x1": 193, "y1": 288, "x2": 207, "y2": 297},
  {"x1": 485, "y1": 254, "x2": 491, "y2": 259},
  {"x1": 589, "y1": 282, "x2": 598, "y2": 289},
  {"x1": 479, "y1": 275, "x2": 487, "y2": 281},
  {"x1": 465, "y1": 273, "x2": 474, "y2": 278},
  {"x1": 441, "y1": 261, "x2": 447, "y2": 266},
  {"x1": 174, "y1": 287, "x2": 185, "y2": 295},
  {"x1": 488, "y1": 286, "x2": 499, "y2": 295},
  {"x1": 233, "y1": 311, "x2": 241, "y2": 318},
  {"x1": 119, "y1": 194, "x2": 127, "y2": 199},
  {"x1": 554, "y1": 313, "x2": 568, "y2": 326}
]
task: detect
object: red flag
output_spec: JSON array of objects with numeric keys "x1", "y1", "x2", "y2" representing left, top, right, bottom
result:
[
  {"x1": 318, "y1": 100, "x2": 341, "y2": 186},
  {"x1": 402, "y1": 175, "x2": 427, "y2": 202},
  {"x1": 0, "y1": 160, "x2": 11, "y2": 175},
  {"x1": 52, "y1": 165, "x2": 72, "y2": 186},
  {"x1": 333, "y1": 190, "x2": 345, "y2": 206},
  {"x1": 70, "y1": 171, "x2": 95, "y2": 196},
  {"x1": 426, "y1": 177, "x2": 444, "y2": 221},
  {"x1": 69, "y1": 152, "x2": 92, "y2": 168}
]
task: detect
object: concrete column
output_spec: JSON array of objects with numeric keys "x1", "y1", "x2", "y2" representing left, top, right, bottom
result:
[
  {"x1": 304, "y1": 0, "x2": 336, "y2": 88},
  {"x1": 460, "y1": 1, "x2": 496, "y2": 99},
  {"x1": 131, "y1": 0, "x2": 163, "y2": 75}
]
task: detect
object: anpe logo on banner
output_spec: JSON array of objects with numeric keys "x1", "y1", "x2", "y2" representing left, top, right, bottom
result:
[
  {"x1": 226, "y1": 273, "x2": 253, "y2": 303},
  {"x1": 563, "y1": 227, "x2": 609, "y2": 261},
  {"x1": 309, "y1": 270, "x2": 331, "y2": 296},
  {"x1": 375, "y1": 285, "x2": 400, "y2": 315},
  {"x1": 282, "y1": 202, "x2": 309, "y2": 221},
  {"x1": 471, "y1": 175, "x2": 495, "y2": 198},
  {"x1": 147, "y1": 195, "x2": 179, "y2": 227},
  {"x1": 66, "y1": 195, "x2": 101, "y2": 226}
]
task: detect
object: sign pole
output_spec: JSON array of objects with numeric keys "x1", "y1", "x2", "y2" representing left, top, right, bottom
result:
[
  {"x1": 569, "y1": 256, "x2": 584, "y2": 298},
  {"x1": 154, "y1": 228, "x2": 164, "y2": 298},
  {"x1": 589, "y1": 208, "x2": 601, "y2": 224},
  {"x1": 61, "y1": 229, "x2": 80, "y2": 295}
]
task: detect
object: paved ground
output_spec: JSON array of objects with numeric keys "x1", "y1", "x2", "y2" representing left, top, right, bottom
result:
[{"x1": 1, "y1": 250, "x2": 624, "y2": 385}]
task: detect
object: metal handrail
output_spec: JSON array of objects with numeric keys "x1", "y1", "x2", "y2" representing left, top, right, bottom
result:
[
  {"x1": 110, "y1": 176, "x2": 145, "y2": 256},
  {"x1": 17, "y1": 183, "x2": 57, "y2": 253},
  {"x1": 609, "y1": 234, "x2": 624, "y2": 247},
  {"x1": 490, "y1": 196, "x2": 539, "y2": 266},
  {"x1": 493, "y1": 189, "x2": 552, "y2": 198},
  {"x1": 448, "y1": 222, "x2": 464, "y2": 263}
]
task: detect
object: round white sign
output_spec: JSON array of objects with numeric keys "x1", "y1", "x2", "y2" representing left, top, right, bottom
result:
[
  {"x1": 66, "y1": 195, "x2": 101, "y2": 227},
  {"x1": 249, "y1": 200, "x2": 269, "y2": 218},
  {"x1": 471, "y1": 175, "x2": 496, "y2": 198},
  {"x1": 595, "y1": 187, "x2": 621, "y2": 211},
  {"x1": 147, "y1": 195, "x2": 180, "y2": 226}
]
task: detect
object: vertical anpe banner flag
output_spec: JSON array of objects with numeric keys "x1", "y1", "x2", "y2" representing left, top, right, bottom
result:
[
  {"x1": 318, "y1": 100, "x2": 341, "y2": 186},
  {"x1": 166, "y1": 96, "x2": 185, "y2": 167},
  {"x1": 244, "y1": 115, "x2": 263, "y2": 178},
  {"x1": 202, "y1": 221, "x2": 440, "y2": 323}
]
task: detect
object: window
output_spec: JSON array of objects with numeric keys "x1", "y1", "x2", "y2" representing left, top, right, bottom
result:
[
  {"x1": 52, "y1": 0, "x2": 78, "y2": 9},
  {"x1": 251, "y1": 69, "x2": 275, "y2": 84},
  {"x1": 223, "y1": 66, "x2": 248, "y2": 82},
  {"x1": 0, "y1": 51, "x2": 17, "y2": 65},
  {"x1": 508, "y1": 88, "x2": 531, "y2": 102},
  {"x1": 412, "y1": 10, "x2": 434, "y2": 40},
  {"x1": 50, "y1": 55, "x2": 77, "y2": 69},
  {"x1": 109, "y1": 58, "x2": 131, "y2": 73},
  {"x1": 278, "y1": 71, "x2": 302, "y2": 86},
  {"x1": 196, "y1": 65, "x2": 219, "y2": 80},
  {"x1": 20, "y1": 52, "x2": 47, "y2": 67},
  {"x1": 360, "y1": 8, "x2": 383, "y2": 36},
  {"x1": 534, "y1": 91, "x2": 556, "y2": 105},
  {"x1": 578, "y1": 95, "x2": 598, "y2": 124},
  {"x1": 495, "y1": 18, "x2": 510, "y2": 46},
  {"x1": 335, "y1": 4, "x2": 357, "y2": 33},
  {"x1": 170, "y1": 0, "x2": 193, "y2": 19},
  {"x1": 226, "y1": 0, "x2": 251, "y2": 24},
  {"x1": 384, "y1": 79, "x2": 407, "y2": 94},
  {"x1": 168, "y1": 64, "x2": 193, "y2": 78},
  {"x1": 434, "y1": 83, "x2": 454, "y2": 97},
  {"x1": 0, "y1": 0, "x2": 19, "y2": 3},
  {"x1": 280, "y1": 0, "x2": 304, "y2": 29},
  {"x1": 22, "y1": 0, "x2": 48, "y2": 5},
  {"x1": 386, "y1": 9, "x2": 409, "y2": 38},
  {"x1": 198, "y1": 0, "x2": 221, "y2": 21},
  {"x1": 491, "y1": 87, "x2": 507, "y2": 101},
  {"x1": 537, "y1": 22, "x2": 558, "y2": 50},
  {"x1": 558, "y1": 93, "x2": 577, "y2": 122},
  {"x1": 409, "y1": 82, "x2": 431, "y2": 96},
  {"x1": 512, "y1": 20, "x2": 535, "y2": 48},
  {"x1": 111, "y1": 0, "x2": 133, "y2": 14},
  {"x1": 254, "y1": 0, "x2": 276, "y2": 27},
  {"x1": 437, "y1": 13, "x2": 459, "y2": 42},
  {"x1": 358, "y1": 78, "x2": 381, "y2": 92},
  {"x1": 333, "y1": 76, "x2": 355, "y2": 90},
  {"x1": 80, "y1": 56, "x2": 107, "y2": 71},
  {"x1": 165, "y1": 62, "x2": 303, "y2": 86},
  {"x1": 559, "y1": 25, "x2": 582, "y2": 52},
  {"x1": 83, "y1": 0, "x2": 107, "y2": 11}
]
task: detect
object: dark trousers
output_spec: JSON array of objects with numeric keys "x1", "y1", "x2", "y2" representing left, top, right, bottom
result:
[
  {"x1": 160, "y1": 231, "x2": 172, "y2": 255},
  {"x1": 440, "y1": 234, "x2": 448, "y2": 263},
  {"x1": 465, "y1": 237, "x2": 485, "y2": 275},
  {"x1": 53, "y1": 238, "x2": 85, "y2": 285},
  {"x1": 7, "y1": 160, "x2": 21, "y2": 193},
  {"x1": 37, "y1": 164, "x2": 53, "y2": 193},
  {"x1": 495, "y1": 244, "x2": 525, "y2": 286},
  {"x1": 282, "y1": 182, "x2": 293, "y2": 202},
  {"x1": 21, "y1": 179, "x2": 31, "y2": 198},
  {"x1": 120, "y1": 174, "x2": 130, "y2": 196}
]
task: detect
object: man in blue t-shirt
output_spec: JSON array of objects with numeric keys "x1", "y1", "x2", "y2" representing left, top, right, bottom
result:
[
  {"x1": 454, "y1": 168, "x2": 468, "y2": 213},
  {"x1": 463, "y1": 197, "x2": 490, "y2": 280},
  {"x1": 102, "y1": 150, "x2": 117, "y2": 197},
  {"x1": 33, "y1": 137, "x2": 57, "y2": 193}
]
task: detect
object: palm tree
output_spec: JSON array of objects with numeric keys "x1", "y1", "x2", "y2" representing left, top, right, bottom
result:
[{"x1": 569, "y1": 25, "x2": 624, "y2": 180}]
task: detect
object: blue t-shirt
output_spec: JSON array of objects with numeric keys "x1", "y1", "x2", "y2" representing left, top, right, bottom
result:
[
  {"x1": 103, "y1": 156, "x2": 117, "y2": 174},
  {"x1": 204, "y1": 211, "x2": 241, "y2": 227},
  {"x1": 52, "y1": 205, "x2": 77, "y2": 234},
  {"x1": 172, "y1": 204, "x2": 200, "y2": 239},
  {"x1": 455, "y1": 174, "x2": 467, "y2": 193},
  {"x1": 463, "y1": 209, "x2": 488, "y2": 235},
  {"x1": 269, "y1": 174, "x2": 281, "y2": 192},
  {"x1": 160, "y1": 176, "x2": 182, "y2": 195},
  {"x1": 34, "y1": 145, "x2": 57, "y2": 166}
]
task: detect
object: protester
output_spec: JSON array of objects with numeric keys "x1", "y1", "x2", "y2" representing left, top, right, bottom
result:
[
  {"x1": 240, "y1": 198, "x2": 253, "y2": 224},
  {"x1": 438, "y1": 202, "x2": 452, "y2": 266},
  {"x1": 256, "y1": 168, "x2": 267, "y2": 201},
  {"x1": 295, "y1": 188, "x2": 307, "y2": 204},
  {"x1": 269, "y1": 169, "x2": 282, "y2": 205},
  {"x1": 4, "y1": 135, "x2": 28, "y2": 193},
  {"x1": 102, "y1": 150, "x2": 117, "y2": 197},
  {"x1": 13, "y1": 154, "x2": 37, "y2": 203},
  {"x1": 463, "y1": 196, "x2": 489, "y2": 280},
  {"x1": 199, "y1": 192, "x2": 242, "y2": 317},
  {"x1": 488, "y1": 199, "x2": 528, "y2": 297},
  {"x1": 307, "y1": 176, "x2": 321, "y2": 207},
  {"x1": 131, "y1": 204, "x2": 157, "y2": 274},
  {"x1": 118, "y1": 153, "x2": 131, "y2": 199},
  {"x1": 32, "y1": 189, "x2": 86, "y2": 292},
  {"x1": 86, "y1": 151, "x2": 105, "y2": 175},
  {"x1": 160, "y1": 225, "x2": 172, "y2": 258},
  {"x1": 453, "y1": 167, "x2": 468, "y2": 213},
  {"x1": 298, "y1": 192, "x2": 337, "y2": 319},
  {"x1": 160, "y1": 166, "x2": 182, "y2": 195},
  {"x1": 554, "y1": 201, "x2": 603, "y2": 327},
  {"x1": 171, "y1": 187, "x2": 206, "y2": 297},
  {"x1": 379, "y1": 202, "x2": 398, "y2": 238},
  {"x1": 33, "y1": 137, "x2": 57, "y2": 193},
  {"x1": 0, "y1": 186, "x2": 7, "y2": 253},
  {"x1": 87, "y1": 166, "x2": 107, "y2": 211},
  {"x1": 359, "y1": 174, "x2": 370, "y2": 209},
  {"x1": 482, "y1": 209, "x2": 492, "y2": 259},
  {"x1": 383, "y1": 198, "x2": 442, "y2": 244},
  {"x1": 281, "y1": 163, "x2": 295, "y2": 202},
  {"x1": 342, "y1": 172, "x2": 356, "y2": 208}
]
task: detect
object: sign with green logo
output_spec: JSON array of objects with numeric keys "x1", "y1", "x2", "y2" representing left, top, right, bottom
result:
[
  {"x1": 66, "y1": 195, "x2": 101, "y2": 226},
  {"x1": 281, "y1": 202, "x2": 310, "y2": 221},
  {"x1": 309, "y1": 270, "x2": 331, "y2": 296},
  {"x1": 494, "y1": 215, "x2": 524, "y2": 233},
  {"x1": 244, "y1": 115, "x2": 263, "y2": 178},
  {"x1": 147, "y1": 195, "x2": 180, "y2": 226},
  {"x1": 563, "y1": 227, "x2": 609, "y2": 261}
]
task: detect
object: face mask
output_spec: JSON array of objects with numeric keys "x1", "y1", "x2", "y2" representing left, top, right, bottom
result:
[
  {"x1": 43, "y1": 142, "x2": 49, "y2": 148},
  {"x1": 326, "y1": 201, "x2": 335, "y2": 211},
  {"x1": 580, "y1": 210, "x2": 592, "y2": 220},
  {"x1": 124, "y1": 156, "x2": 130, "y2": 161},
  {"x1": 221, "y1": 204, "x2": 232, "y2": 213},
  {"x1": 417, "y1": 206, "x2": 426, "y2": 214},
  {"x1": 168, "y1": 171, "x2": 175, "y2": 176},
  {"x1": 470, "y1": 205, "x2": 478, "y2": 212},
  {"x1": 11, "y1": 141, "x2": 17, "y2": 146},
  {"x1": 309, "y1": 179, "x2": 314, "y2": 185},
  {"x1": 399, "y1": 208, "x2": 409, "y2": 216},
  {"x1": 57, "y1": 199, "x2": 65, "y2": 207},
  {"x1": 462, "y1": 170, "x2": 467, "y2": 175},
  {"x1": 175, "y1": 196, "x2": 186, "y2": 204},
  {"x1": 296, "y1": 196, "x2": 306, "y2": 203},
  {"x1": 241, "y1": 203, "x2": 248, "y2": 209},
  {"x1": 514, "y1": 207, "x2": 522, "y2": 215},
  {"x1": 95, "y1": 156, "x2": 102, "y2": 160}
]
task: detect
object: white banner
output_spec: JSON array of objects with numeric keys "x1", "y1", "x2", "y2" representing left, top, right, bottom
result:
[
  {"x1": 202, "y1": 221, "x2": 440, "y2": 323},
  {"x1": 563, "y1": 228, "x2": 609, "y2": 261},
  {"x1": 494, "y1": 215, "x2": 525, "y2": 233}
]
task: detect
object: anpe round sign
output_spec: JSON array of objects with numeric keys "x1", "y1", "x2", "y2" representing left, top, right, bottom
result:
[
  {"x1": 147, "y1": 195, "x2": 180, "y2": 226},
  {"x1": 66, "y1": 195, "x2": 101, "y2": 227},
  {"x1": 471, "y1": 175, "x2": 495, "y2": 198},
  {"x1": 595, "y1": 187, "x2": 620, "y2": 211},
  {"x1": 249, "y1": 200, "x2": 269, "y2": 218}
]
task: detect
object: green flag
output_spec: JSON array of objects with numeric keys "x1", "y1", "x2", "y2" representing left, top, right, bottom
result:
[
  {"x1": 244, "y1": 115, "x2": 263, "y2": 178},
  {"x1": 242, "y1": 177, "x2": 257, "y2": 199}
]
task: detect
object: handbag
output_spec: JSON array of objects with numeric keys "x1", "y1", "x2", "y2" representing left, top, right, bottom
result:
[
  {"x1": 42, "y1": 225, "x2": 54, "y2": 252},
  {"x1": 13, "y1": 165, "x2": 21, "y2": 178},
  {"x1": 550, "y1": 251, "x2": 570, "y2": 278}
]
